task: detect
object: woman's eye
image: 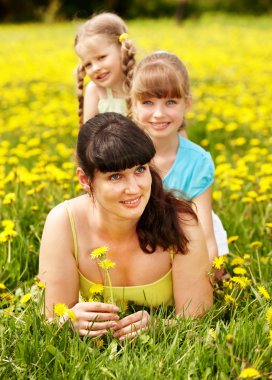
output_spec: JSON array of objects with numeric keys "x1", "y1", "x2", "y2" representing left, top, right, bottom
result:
[
  {"x1": 99, "y1": 55, "x2": 106, "y2": 60},
  {"x1": 136, "y1": 165, "x2": 146, "y2": 174},
  {"x1": 109, "y1": 173, "x2": 121, "y2": 181},
  {"x1": 84, "y1": 63, "x2": 91, "y2": 69},
  {"x1": 167, "y1": 99, "x2": 177, "y2": 105},
  {"x1": 142, "y1": 100, "x2": 153, "y2": 105}
]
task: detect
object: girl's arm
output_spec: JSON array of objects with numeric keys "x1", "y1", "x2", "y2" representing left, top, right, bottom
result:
[
  {"x1": 172, "y1": 217, "x2": 213, "y2": 317},
  {"x1": 83, "y1": 82, "x2": 100, "y2": 123},
  {"x1": 192, "y1": 185, "x2": 218, "y2": 263},
  {"x1": 39, "y1": 204, "x2": 119, "y2": 335}
]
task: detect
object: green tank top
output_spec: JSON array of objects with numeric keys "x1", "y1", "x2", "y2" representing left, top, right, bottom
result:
[
  {"x1": 65, "y1": 201, "x2": 174, "y2": 307},
  {"x1": 98, "y1": 88, "x2": 128, "y2": 116}
]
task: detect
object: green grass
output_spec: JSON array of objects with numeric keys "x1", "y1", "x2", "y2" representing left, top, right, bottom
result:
[{"x1": 0, "y1": 15, "x2": 272, "y2": 379}]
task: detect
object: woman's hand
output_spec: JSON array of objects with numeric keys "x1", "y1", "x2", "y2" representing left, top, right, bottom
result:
[
  {"x1": 71, "y1": 302, "x2": 120, "y2": 337},
  {"x1": 112, "y1": 310, "x2": 150, "y2": 341}
]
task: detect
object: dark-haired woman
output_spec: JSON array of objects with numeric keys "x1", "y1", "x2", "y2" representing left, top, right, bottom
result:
[{"x1": 39, "y1": 112, "x2": 213, "y2": 340}]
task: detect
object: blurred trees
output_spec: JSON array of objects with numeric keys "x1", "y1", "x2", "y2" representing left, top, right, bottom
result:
[{"x1": 0, "y1": 0, "x2": 271, "y2": 22}]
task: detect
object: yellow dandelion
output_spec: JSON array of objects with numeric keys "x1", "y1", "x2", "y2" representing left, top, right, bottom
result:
[
  {"x1": 213, "y1": 256, "x2": 225, "y2": 269},
  {"x1": 0, "y1": 283, "x2": 6, "y2": 289},
  {"x1": 228, "y1": 236, "x2": 239, "y2": 244},
  {"x1": 223, "y1": 281, "x2": 233, "y2": 290},
  {"x1": 1, "y1": 293, "x2": 14, "y2": 301},
  {"x1": 224, "y1": 294, "x2": 237, "y2": 306},
  {"x1": 3, "y1": 192, "x2": 16, "y2": 205},
  {"x1": 269, "y1": 330, "x2": 272, "y2": 346},
  {"x1": 260, "y1": 257, "x2": 269, "y2": 264},
  {"x1": 90, "y1": 246, "x2": 109, "y2": 259},
  {"x1": 231, "y1": 257, "x2": 244, "y2": 266},
  {"x1": 208, "y1": 328, "x2": 216, "y2": 339},
  {"x1": 54, "y1": 303, "x2": 68, "y2": 317},
  {"x1": 98, "y1": 259, "x2": 116, "y2": 270},
  {"x1": 226, "y1": 334, "x2": 233, "y2": 343},
  {"x1": 258, "y1": 286, "x2": 270, "y2": 300},
  {"x1": 265, "y1": 222, "x2": 272, "y2": 228},
  {"x1": 96, "y1": 338, "x2": 104, "y2": 347},
  {"x1": 266, "y1": 307, "x2": 272, "y2": 326},
  {"x1": 35, "y1": 280, "x2": 46, "y2": 289},
  {"x1": 239, "y1": 367, "x2": 260, "y2": 378},
  {"x1": 249, "y1": 241, "x2": 262, "y2": 249},
  {"x1": 213, "y1": 191, "x2": 222, "y2": 201},
  {"x1": 67, "y1": 309, "x2": 77, "y2": 323},
  {"x1": 243, "y1": 254, "x2": 250, "y2": 261},
  {"x1": 231, "y1": 276, "x2": 251, "y2": 289},
  {"x1": 21, "y1": 293, "x2": 32, "y2": 303},
  {"x1": 233, "y1": 267, "x2": 247, "y2": 275},
  {"x1": 89, "y1": 283, "x2": 104, "y2": 295}
]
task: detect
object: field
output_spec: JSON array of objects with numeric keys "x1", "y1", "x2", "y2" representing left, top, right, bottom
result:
[{"x1": 0, "y1": 14, "x2": 272, "y2": 379}]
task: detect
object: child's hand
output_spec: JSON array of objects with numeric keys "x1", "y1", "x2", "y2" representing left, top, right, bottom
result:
[
  {"x1": 71, "y1": 302, "x2": 119, "y2": 336},
  {"x1": 112, "y1": 310, "x2": 150, "y2": 341}
]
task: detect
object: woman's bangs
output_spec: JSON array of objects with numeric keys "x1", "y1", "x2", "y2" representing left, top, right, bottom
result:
[{"x1": 90, "y1": 135, "x2": 155, "y2": 173}]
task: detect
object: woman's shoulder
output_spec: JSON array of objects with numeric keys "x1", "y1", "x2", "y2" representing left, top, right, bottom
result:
[{"x1": 45, "y1": 196, "x2": 86, "y2": 225}]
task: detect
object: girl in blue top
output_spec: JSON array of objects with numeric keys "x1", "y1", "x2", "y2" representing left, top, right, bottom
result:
[
  {"x1": 131, "y1": 51, "x2": 228, "y2": 262},
  {"x1": 74, "y1": 12, "x2": 136, "y2": 126}
]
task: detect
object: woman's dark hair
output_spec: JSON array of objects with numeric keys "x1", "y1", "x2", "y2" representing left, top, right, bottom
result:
[{"x1": 77, "y1": 112, "x2": 197, "y2": 254}]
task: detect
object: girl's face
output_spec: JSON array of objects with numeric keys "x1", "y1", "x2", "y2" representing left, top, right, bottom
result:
[
  {"x1": 133, "y1": 97, "x2": 190, "y2": 141},
  {"x1": 91, "y1": 164, "x2": 152, "y2": 222},
  {"x1": 78, "y1": 35, "x2": 124, "y2": 89}
]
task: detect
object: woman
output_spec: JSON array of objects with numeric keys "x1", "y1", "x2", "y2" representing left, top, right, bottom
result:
[{"x1": 39, "y1": 112, "x2": 213, "y2": 340}]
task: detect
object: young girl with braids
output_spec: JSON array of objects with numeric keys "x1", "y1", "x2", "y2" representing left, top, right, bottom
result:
[
  {"x1": 74, "y1": 13, "x2": 136, "y2": 126},
  {"x1": 131, "y1": 51, "x2": 229, "y2": 264}
]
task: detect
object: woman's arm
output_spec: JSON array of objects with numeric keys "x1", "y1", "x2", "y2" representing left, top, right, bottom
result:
[
  {"x1": 192, "y1": 185, "x2": 218, "y2": 263},
  {"x1": 83, "y1": 82, "x2": 100, "y2": 123},
  {"x1": 39, "y1": 204, "x2": 79, "y2": 316},
  {"x1": 172, "y1": 217, "x2": 213, "y2": 317},
  {"x1": 39, "y1": 204, "x2": 119, "y2": 335}
]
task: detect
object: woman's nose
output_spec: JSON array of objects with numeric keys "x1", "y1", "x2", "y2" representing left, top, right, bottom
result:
[{"x1": 125, "y1": 176, "x2": 140, "y2": 194}]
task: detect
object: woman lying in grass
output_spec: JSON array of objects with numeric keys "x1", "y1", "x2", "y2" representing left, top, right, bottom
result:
[{"x1": 39, "y1": 112, "x2": 213, "y2": 340}]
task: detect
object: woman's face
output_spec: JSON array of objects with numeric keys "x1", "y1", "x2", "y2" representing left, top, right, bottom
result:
[{"x1": 92, "y1": 164, "x2": 152, "y2": 222}]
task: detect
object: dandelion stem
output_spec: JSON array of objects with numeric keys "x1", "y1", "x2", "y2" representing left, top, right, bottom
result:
[
  {"x1": 7, "y1": 240, "x2": 11, "y2": 264},
  {"x1": 255, "y1": 248, "x2": 263, "y2": 282},
  {"x1": 105, "y1": 269, "x2": 114, "y2": 305}
]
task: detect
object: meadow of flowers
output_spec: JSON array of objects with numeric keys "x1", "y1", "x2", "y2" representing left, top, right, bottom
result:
[{"x1": 0, "y1": 15, "x2": 272, "y2": 379}]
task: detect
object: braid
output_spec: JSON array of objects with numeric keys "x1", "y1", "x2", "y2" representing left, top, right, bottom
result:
[
  {"x1": 76, "y1": 64, "x2": 86, "y2": 127},
  {"x1": 120, "y1": 39, "x2": 136, "y2": 95}
]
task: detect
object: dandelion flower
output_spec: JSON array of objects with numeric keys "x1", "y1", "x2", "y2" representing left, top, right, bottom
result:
[
  {"x1": 231, "y1": 257, "x2": 244, "y2": 266},
  {"x1": 266, "y1": 307, "x2": 272, "y2": 326},
  {"x1": 258, "y1": 286, "x2": 270, "y2": 300},
  {"x1": 54, "y1": 303, "x2": 68, "y2": 317},
  {"x1": 265, "y1": 222, "x2": 272, "y2": 228},
  {"x1": 98, "y1": 259, "x2": 116, "y2": 270},
  {"x1": 239, "y1": 367, "x2": 260, "y2": 378},
  {"x1": 213, "y1": 256, "x2": 225, "y2": 269},
  {"x1": 231, "y1": 276, "x2": 251, "y2": 289},
  {"x1": 208, "y1": 328, "x2": 216, "y2": 339},
  {"x1": 249, "y1": 241, "x2": 262, "y2": 249},
  {"x1": 95, "y1": 338, "x2": 104, "y2": 347},
  {"x1": 89, "y1": 283, "x2": 104, "y2": 295},
  {"x1": 269, "y1": 330, "x2": 272, "y2": 346},
  {"x1": 0, "y1": 283, "x2": 6, "y2": 289},
  {"x1": 90, "y1": 246, "x2": 109, "y2": 259},
  {"x1": 224, "y1": 295, "x2": 237, "y2": 306},
  {"x1": 67, "y1": 309, "x2": 76, "y2": 323},
  {"x1": 21, "y1": 293, "x2": 32, "y2": 303},
  {"x1": 233, "y1": 267, "x2": 247, "y2": 275},
  {"x1": 36, "y1": 280, "x2": 46, "y2": 289},
  {"x1": 228, "y1": 236, "x2": 239, "y2": 244}
]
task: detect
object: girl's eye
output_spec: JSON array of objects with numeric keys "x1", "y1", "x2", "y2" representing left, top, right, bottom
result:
[
  {"x1": 109, "y1": 173, "x2": 121, "y2": 181},
  {"x1": 166, "y1": 99, "x2": 177, "y2": 105},
  {"x1": 142, "y1": 100, "x2": 153, "y2": 106},
  {"x1": 136, "y1": 165, "x2": 147, "y2": 174}
]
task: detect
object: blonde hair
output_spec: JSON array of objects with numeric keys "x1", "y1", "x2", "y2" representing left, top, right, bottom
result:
[
  {"x1": 131, "y1": 51, "x2": 191, "y2": 129},
  {"x1": 74, "y1": 13, "x2": 136, "y2": 127}
]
